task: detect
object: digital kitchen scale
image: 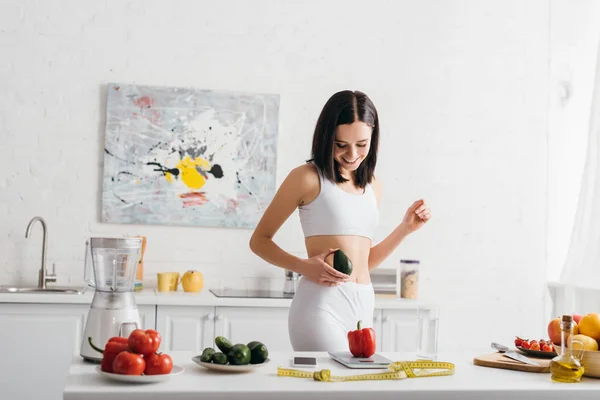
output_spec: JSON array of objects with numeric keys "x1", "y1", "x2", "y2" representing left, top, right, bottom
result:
[
  {"x1": 328, "y1": 351, "x2": 393, "y2": 369},
  {"x1": 209, "y1": 288, "x2": 294, "y2": 299}
]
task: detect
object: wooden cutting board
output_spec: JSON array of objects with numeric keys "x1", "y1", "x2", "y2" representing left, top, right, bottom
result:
[{"x1": 473, "y1": 352, "x2": 552, "y2": 373}]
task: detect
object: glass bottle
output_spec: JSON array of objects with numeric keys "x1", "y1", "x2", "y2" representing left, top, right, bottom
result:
[{"x1": 550, "y1": 315, "x2": 585, "y2": 383}]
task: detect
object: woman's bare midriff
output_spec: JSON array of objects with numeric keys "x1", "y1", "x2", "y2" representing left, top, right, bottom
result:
[{"x1": 305, "y1": 235, "x2": 372, "y2": 284}]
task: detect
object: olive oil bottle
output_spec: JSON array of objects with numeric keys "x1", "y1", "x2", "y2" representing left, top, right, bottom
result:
[{"x1": 550, "y1": 315, "x2": 584, "y2": 383}]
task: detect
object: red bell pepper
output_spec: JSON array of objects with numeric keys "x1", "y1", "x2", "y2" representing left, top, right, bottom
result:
[
  {"x1": 348, "y1": 320, "x2": 376, "y2": 358},
  {"x1": 88, "y1": 336, "x2": 130, "y2": 373}
]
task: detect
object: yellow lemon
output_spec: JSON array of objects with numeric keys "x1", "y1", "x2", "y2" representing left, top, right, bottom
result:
[{"x1": 579, "y1": 313, "x2": 600, "y2": 341}]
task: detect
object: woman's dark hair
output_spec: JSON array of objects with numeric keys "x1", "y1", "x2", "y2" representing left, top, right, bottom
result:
[{"x1": 309, "y1": 90, "x2": 379, "y2": 188}]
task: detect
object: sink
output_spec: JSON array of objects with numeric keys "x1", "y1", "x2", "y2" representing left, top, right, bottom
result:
[{"x1": 0, "y1": 286, "x2": 86, "y2": 294}]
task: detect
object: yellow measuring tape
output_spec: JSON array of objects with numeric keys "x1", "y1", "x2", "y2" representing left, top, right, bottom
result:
[{"x1": 277, "y1": 360, "x2": 455, "y2": 382}]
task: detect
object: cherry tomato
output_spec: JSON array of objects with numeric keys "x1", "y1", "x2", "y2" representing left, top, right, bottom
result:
[
  {"x1": 521, "y1": 340, "x2": 531, "y2": 349},
  {"x1": 112, "y1": 351, "x2": 145, "y2": 375},
  {"x1": 514, "y1": 337, "x2": 523, "y2": 347},
  {"x1": 530, "y1": 342, "x2": 541, "y2": 351},
  {"x1": 542, "y1": 344, "x2": 554, "y2": 352},
  {"x1": 128, "y1": 329, "x2": 161, "y2": 355},
  {"x1": 144, "y1": 352, "x2": 173, "y2": 375}
]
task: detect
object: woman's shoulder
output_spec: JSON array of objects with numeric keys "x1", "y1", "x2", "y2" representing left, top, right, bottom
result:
[
  {"x1": 282, "y1": 162, "x2": 321, "y2": 203},
  {"x1": 288, "y1": 162, "x2": 321, "y2": 184}
]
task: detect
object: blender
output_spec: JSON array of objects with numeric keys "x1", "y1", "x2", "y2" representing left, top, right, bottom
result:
[{"x1": 80, "y1": 237, "x2": 143, "y2": 361}]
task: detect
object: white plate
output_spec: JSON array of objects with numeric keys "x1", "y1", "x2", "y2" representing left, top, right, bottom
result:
[
  {"x1": 191, "y1": 355, "x2": 270, "y2": 373},
  {"x1": 96, "y1": 365, "x2": 185, "y2": 383}
]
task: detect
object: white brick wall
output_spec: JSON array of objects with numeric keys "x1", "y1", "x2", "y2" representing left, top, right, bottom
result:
[{"x1": 0, "y1": 0, "x2": 595, "y2": 352}]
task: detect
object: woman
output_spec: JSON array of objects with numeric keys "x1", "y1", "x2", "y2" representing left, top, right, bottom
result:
[{"x1": 249, "y1": 90, "x2": 431, "y2": 352}]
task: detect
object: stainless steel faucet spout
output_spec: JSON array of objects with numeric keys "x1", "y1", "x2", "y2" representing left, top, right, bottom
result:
[{"x1": 25, "y1": 216, "x2": 55, "y2": 289}]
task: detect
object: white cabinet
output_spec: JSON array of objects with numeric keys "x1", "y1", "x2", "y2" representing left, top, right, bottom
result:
[
  {"x1": 372, "y1": 309, "x2": 384, "y2": 350},
  {"x1": 156, "y1": 305, "x2": 292, "y2": 353},
  {"x1": 137, "y1": 304, "x2": 157, "y2": 330},
  {"x1": 214, "y1": 306, "x2": 292, "y2": 351},
  {"x1": 0, "y1": 299, "x2": 427, "y2": 400},
  {"x1": 156, "y1": 305, "x2": 215, "y2": 353},
  {"x1": 0, "y1": 303, "x2": 156, "y2": 400},
  {"x1": 157, "y1": 305, "x2": 422, "y2": 354},
  {"x1": 379, "y1": 309, "x2": 420, "y2": 352},
  {"x1": 0, "y1": 303, "x2": 89, "y2": 400}
]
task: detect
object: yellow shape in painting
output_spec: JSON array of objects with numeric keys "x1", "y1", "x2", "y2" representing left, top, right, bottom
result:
[{"x1": 175, "y1": 156, "x2": 211, "y2": 189}]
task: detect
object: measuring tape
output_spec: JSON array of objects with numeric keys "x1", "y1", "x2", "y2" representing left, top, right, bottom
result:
[{"x1": 277, "y1": 360, "x2": 455, "y2": 382}]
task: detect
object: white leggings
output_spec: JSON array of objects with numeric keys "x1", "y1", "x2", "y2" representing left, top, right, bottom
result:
[{"x1": 288, "y1": 277, "x2": 375, "y2": 352}]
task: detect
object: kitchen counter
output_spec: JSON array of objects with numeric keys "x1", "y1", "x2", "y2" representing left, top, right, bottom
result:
[
  {"x1": 0, "y1": 288, "x2": 159, "y2": 305},
  {"x1": 63, "y1": 350, "x2": 600, "y2": 400},
  {"x1": 0, "y1": 287, "x2": 433, "y2": 309}
]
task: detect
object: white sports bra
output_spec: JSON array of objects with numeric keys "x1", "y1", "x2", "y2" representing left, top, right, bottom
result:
[{"x1": 298, "y1": 165, "x2": 379, "y2": 240}]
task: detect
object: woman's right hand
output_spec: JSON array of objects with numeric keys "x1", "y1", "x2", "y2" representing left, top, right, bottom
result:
[{"x1": 299, "y1": 248, "x2": 351, "y2": 287}]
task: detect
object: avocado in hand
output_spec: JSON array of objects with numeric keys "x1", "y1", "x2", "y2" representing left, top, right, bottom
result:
[{"x1": 333, "y1": 249, "x2": 353, "y2": 275}]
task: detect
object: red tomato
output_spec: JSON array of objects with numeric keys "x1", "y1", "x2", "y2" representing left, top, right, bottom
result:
[
  {"x1": 128, "y1": 329, "x2": 161, "y2": 355},
  {"x1": 530, "y1": 342, "x2": 541, "y2": 351},
  {"x1": 542, "y1": 344, "x2": 554, "y2": 352},
  {"x1": 112, "y1": 351, "x2": 146, "y2": 375},
  {"x1": 144, "y1": 353, "x2": 173, "y2": 375},
  {"x1": 521, "y1": 340, "x2": 531, "y2": 349},
  {"x1": 514, "y1": 337, "x2": 523, "y2": 347}
]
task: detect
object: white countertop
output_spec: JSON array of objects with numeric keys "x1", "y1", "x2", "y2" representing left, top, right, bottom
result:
[
  {"x1": 63, "y1": 350, "x2": 600, "y2": 400},
  {"x1": 0, "y1": 287, "x2": 432, "y2": 309}
]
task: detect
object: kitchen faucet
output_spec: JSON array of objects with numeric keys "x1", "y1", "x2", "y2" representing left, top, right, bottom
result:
[{"x1": 25, "y1": 216, "x2": 56, "y2": 289}]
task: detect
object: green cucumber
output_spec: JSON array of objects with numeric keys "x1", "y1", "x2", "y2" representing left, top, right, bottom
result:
[
  {"x1": 200, "y1": 347, "x2": 216, "y2": 363},
  {"x1": 212, "y1": 352, "x2": 228, "y2": 364},
  {"x1": 215, "y1": 336, "x2": 233, "y2": 354}
]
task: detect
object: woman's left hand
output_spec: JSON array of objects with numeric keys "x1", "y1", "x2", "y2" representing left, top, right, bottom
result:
[{"x1": 401, "y1": 199, "x2": 431, "y2": 234}]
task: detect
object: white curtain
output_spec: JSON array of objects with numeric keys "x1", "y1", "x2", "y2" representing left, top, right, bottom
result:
[{"x1": 559, "y1": 36, "x2": 600, "y2": 314}]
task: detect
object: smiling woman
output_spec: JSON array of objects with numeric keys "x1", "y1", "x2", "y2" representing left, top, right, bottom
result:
[
  {"x1": 335, "y1": 131, "x2": 371, "y2": 172},
  {"x1": 249, "y1": 90, "x2": 432, "y2": 352}
]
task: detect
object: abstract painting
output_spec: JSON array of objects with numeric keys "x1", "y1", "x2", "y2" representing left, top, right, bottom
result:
[{"x1": 101, "y1": 83, "x2": 280, "y2": 228}]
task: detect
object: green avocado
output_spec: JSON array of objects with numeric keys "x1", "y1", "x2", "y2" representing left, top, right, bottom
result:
[
  {"x1": 227, "y1": 344, "x2": 251, "y2": 365},
  {"x1": 247, "y1": 341, "x2": 269, "y2": 364},
  {"x1": 333, "y1": 249, "x2": 353, "y2": 275}
]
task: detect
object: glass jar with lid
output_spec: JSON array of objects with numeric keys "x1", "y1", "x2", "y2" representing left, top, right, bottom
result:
[{"x1": 400, "y1": 259, "x2": 419, "y2": 299}]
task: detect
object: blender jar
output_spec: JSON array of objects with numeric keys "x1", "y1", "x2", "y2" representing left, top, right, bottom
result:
[{"x1": 85, "y1": 237, "x2": 142, "y2": 292}]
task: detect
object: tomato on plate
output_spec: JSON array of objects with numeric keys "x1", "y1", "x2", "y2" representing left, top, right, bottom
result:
[
  {"x1": 128, "y1": 329, "x2": 162, "y2": 356},
  {"x1": 112, "y1": 351, "x2": 145, "y2": 375},
  {"x1": 144, "y1": 353, "x2": 173, "y2": 375}
]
